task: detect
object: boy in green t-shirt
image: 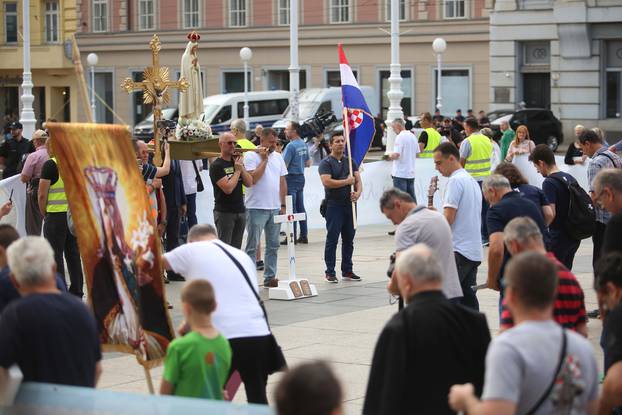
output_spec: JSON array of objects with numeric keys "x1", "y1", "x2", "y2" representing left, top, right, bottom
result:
[{"x1": 160, "y1": 280, "x2": 232, "y2": 400}]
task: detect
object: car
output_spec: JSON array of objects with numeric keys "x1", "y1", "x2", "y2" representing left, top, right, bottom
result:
[
  {"x1": 486, "y1": 109, "x2": 514, "y2": 123},
  {"x1": 491, "y1": 108, "x2": 563, "y2": 151},
  {"x1": 133, "y1": 108, "x2": 178, "y2": 142}
]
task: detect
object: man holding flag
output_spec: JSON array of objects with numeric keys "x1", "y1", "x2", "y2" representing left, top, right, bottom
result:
[{"x1": 318, "y1": 44, "x2": 373, "y2": 283}]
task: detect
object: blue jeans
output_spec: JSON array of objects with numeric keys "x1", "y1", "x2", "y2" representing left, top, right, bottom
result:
[
  {"x1": 186, "y1": 193, "x2": 197, "y2": 230},
  {"x1": 245, "y1": 209, "x2": 280, "y2": 282},
  {"x1": 324, "y1": 203, "x2": 356, "y2": 276},
  {"x1": 286, "y1": 174, "x2": 307, "y2": 239},
  {"x1": 392, "y1": 177, "x2": 416, "y2": 202}
]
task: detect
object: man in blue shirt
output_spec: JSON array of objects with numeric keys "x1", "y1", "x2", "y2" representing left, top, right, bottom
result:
[{"x1": 282, "y1": 121, "x2": 311, "y2": 244}]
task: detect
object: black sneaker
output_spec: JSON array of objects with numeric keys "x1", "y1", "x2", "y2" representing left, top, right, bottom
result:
[
  {"x1": 297, "y1": 236, "x2": 308, "y2": 244},
  {"x1": 388, "y1": 230, "x2": 395, "y2": 236},
  {"x1": 587, "y1": 309, "x2": 600, "y2": 319},
  {"x1": 256, "y1": 260, "x2": 265, "y2": 271},
  {"x1": 325, "y1": 274, "x2": 338, "y2": 283},
  {"x1": 342, "y1": 272, "x2": 362, "y2": 281},
  {"x1": 167, "y1": 272, "x2": 185, "y2": 282}
]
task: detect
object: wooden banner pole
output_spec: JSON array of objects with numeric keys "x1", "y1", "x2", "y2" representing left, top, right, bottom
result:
[{"x1": 71, "y1": 34, "x2": 93, "y2": 123}]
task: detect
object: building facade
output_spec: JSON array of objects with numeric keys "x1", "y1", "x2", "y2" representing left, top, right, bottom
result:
[
  {"x1": 75, "y1": 0, "x2": 493, "y2": 127},
  {"x1": 489, "y1": 0, "x2": 622, "y2": 140},
  {"x1": 0, "y1": 0, "x2": 80, "y2": 130}
]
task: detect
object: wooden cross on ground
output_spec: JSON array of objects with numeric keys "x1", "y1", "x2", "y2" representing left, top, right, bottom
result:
[
  {"x1": 121, "y1": 34, "x2": 189, "y2": 165},
  {"x1": 269, "y1": 195, "x2": 318, "y2": 300}
]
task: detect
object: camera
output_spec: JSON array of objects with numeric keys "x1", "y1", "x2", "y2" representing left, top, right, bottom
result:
[{"x1": 299, "y1": 111, "x2": 338, "y2": 141}]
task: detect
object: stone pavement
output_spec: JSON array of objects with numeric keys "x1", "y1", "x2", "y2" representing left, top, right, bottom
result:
[{"x1": 97, "y1": 224, "x2": 604, "y2": 415}]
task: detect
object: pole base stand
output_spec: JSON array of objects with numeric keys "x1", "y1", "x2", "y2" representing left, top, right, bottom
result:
[{"x1": 268, "y1": 278, "x2": 318, "y2": 301}]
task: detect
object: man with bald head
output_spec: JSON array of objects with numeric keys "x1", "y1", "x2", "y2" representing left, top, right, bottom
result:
[
  {"x1": 209, "y1": 132, "x2": 253, "y2": 248},
  {"x1": 364, "y1": 244, "x2": 490, "y2": 415}
]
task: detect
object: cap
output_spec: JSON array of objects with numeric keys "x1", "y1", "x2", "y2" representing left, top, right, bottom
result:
[
  {"x1": 32, "y1": 129, "x2": 48, "y2": 140},
  {"x1": 9, "y1": 122, "x2": 22, "y2": 129}
]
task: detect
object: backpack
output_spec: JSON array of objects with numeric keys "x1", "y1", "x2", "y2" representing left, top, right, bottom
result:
[{"x1": 549, "y1": 173, "x2": 595, "y2": 240}]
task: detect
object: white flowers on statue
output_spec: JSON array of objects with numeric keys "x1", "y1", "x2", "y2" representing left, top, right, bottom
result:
[{"x1": 179, "y1": 31, "x2": 204, "y2": 122}]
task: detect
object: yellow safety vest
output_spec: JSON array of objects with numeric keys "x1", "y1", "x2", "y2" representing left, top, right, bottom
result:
[
  {"x1": 419, "y1": 128, "x2": 442, "y2": 158},
  {"x1": 46, "y1": 157, "x2": 69, "y2": 213},
  {"x1": 464, "y1": 134, "x2": 493, "y2": 179}
]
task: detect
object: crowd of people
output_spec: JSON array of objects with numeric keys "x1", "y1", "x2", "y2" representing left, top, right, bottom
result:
[{"x1": 1, "y1": 112, "x2": 622, "y2": 415}]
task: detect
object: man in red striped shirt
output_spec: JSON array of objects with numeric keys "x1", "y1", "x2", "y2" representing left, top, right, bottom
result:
[{"x1": 499, "y1": 216, "x2": 587, "y2": 336}]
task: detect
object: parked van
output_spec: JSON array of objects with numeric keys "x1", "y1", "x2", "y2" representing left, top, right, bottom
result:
[
  {"x1": 271, "y1": 87, "x2": 378, "y2": 134},
  {"x1": 200, "y1": 90, "x2": 290, "y2": 134}
]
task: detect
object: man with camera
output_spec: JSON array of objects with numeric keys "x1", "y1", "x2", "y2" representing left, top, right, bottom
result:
[
  {"x1": 209, "y1": 132, "x2": 253, "y2": 249},
  {"x1": 244, "y1": 128, "x2": 288, "y2": 288}
]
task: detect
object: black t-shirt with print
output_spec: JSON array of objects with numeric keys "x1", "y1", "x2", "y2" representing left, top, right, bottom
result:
[{"x1": 209, "y1": 157, "x2": 245, "y2": 213}]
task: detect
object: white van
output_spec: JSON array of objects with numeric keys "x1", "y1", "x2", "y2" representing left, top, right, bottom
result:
[
  {"x1": 272, "y1": 87, "x2": 378, "y2": 132},
  {"x1": 200, "y1": 90, "x2": 290, "y2": 133}
]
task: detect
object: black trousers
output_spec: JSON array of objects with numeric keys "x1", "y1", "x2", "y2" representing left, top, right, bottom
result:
[
  {"x1": 455, "y1": 252, "x2": 481, "y2": 311},
  {"x1": 228, "y1": 335, "x2": 272, "y2": 404},
  {"x1": 593, "y1": 221, "x2": 607, "y2": 270},
  {"x1": 43, "y1": 212, "x2": 84, "y2": 297}
]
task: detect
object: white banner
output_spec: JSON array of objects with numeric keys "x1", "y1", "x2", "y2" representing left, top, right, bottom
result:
[{"x1": 0, "y1": 176, "x2": 27, "y2": 236}]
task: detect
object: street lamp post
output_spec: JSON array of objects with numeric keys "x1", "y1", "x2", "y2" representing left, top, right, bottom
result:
[
  {"x1": 289, "y1": 0, "x2": 300, "y2": 122},
  {"x1": 87, "y1": 53, "x2": 99, "y2": 123},
  {"x1": 432, "y1": 38, "x2": 447, "y2": 112},
  {"x1": 239, "y1": 47, "x2": 253, "y2": 127},
  {"x1": 20, "y1": 0, "x2": 36, "y2": 139},
  {"x1": 384, "y1": 0, "x2": 404, "y2": 154}
]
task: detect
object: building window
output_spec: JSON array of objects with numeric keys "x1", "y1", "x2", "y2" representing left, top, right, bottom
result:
[
  {"x1": 523, "y1": 41, "x2": 550, "y2": 65},
  {"x1": 434, "y1": 69, "x2": 470, "y2": 116},
  {"x1": 443, "y1": 0, "x2": 465, "y2": 19},
  {"x1": 222, "y1": 70, "x2": 252, "y2": 93},
  {"x1": 606, "y1": 40, "x2": 622, "y2": 119},
  {"x1": 44, "y1": 1, "x2": 60, "y2": 43},
  {"x1": 229, "y1": 0, "x2": 247, "y2": 27},
  {"x1": 138, "y1": 0, "x2": 155, "y2": 30},
  {"x1": 278, "y1": 0, "x2": 289, "y2": 25},
  {"x1": 4, "y1": 3, "x2": 18, "y2": 43},
  {"x1": 384, "y1": 0, "x2": 406, "y2": 21},
  {"x1": 266, "y1": 69, "x2": 307, "y2": 90},
  {"x1": 183, "y1": 0, "x2": 199, "y2": 28},
  {"x1": 325, "y1": 69, "x2": 358, "y2": 87},
  {"x1": 92, "y1": 0, "x2": 108, "y2": 32},
  {"x1": 329, "y1": 0, "x2": 350, "y2": 24},
  {"x1": 91, "y1": 71, "x2": 114, "y2": 123},
  {"x1": 379, "y1": 69, "x2": 413, "y2": 118}
]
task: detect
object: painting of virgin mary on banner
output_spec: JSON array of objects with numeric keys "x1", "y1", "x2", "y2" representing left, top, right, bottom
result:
[{"x1": 45, "y1": 122, "x2": 174, "y2": 362}]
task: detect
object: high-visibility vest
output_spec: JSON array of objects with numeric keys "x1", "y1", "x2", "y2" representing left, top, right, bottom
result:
[
  {"x1": 419, "y1": 128, "x2": 442, "y2": 158},
  {"x1": 464, "y1": 134, "x2": 493, "y2": 179},
  {"x1": 46, "y1": 158, "x2": 69, "y2": 213}
]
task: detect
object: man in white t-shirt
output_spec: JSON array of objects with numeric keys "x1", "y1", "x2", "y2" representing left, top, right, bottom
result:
[
  {"x1": 449, "y1": 251, "x2": 599, "y2": 415},
  {"x1": 163, "y1": 224, "x2": 273, "y2": 404},
  {"x1": 243, "y1": 127, "x2": 288, "y2": 288},
  {"x1": 386, "y1": 118, "x2": 419, "y2": 201},
  {"x1": 434, "y1": 142, "x2": 483, "y2": 310}
]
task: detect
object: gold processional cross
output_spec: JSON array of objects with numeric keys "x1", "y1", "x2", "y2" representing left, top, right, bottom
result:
[{"x1": 122, "y1": 34, "x2": 189, "y2": 165}]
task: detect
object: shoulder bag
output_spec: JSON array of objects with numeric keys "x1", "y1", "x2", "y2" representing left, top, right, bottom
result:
[
  {"x1": 213, "y1": 242, "x2": 287, "y2": 374},
  {"x1": 192, "y1": 160, "x2": 205, "y2": 193}
]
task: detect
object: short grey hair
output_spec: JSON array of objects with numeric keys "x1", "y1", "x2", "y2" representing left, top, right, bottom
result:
[
  {"x1": 482, "y1": 174, "x2": 511, "y2": 193},
  {"x1": 188, "y1": 224, "x2": 217, "y2": 242},
  {"x1": 503, "y1": 217, "x2": 543, "y2": 246},
  {"x1": 7, "y1": 236, "x2": 56, "y2": 286},
  {"x1": 231, "y1": 119, "x2": 247, "y2": 134},
  {"x1": 380, "y1": 188, "x2": 415, "y2": 211},
  {"x1": 594, "y1": 168, "x2": 622, "y2": 194},
  {"x1": 395, "y1": 244, "x2": 443, "y2": 284},
  {"x1": 392, "y1": 118, "x2": 405, "y2": 128}
]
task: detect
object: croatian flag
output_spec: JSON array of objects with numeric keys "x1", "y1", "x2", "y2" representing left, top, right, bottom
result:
[{"x1": 339, "y1": 43, "x2": 375, "y2": 166}]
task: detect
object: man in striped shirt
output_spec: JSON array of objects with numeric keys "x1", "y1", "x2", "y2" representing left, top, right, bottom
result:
[{"x1": 499, "y1": 216, "x2": 587, "y2": 336}]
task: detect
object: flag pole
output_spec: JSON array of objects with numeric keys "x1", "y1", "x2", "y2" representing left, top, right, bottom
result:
[{"x1": 342, "y1": 107, "x2": 357, "y2": 229}]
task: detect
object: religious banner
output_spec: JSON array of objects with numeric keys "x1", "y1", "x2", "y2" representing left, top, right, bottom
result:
[{"x1": 45, "y1": 122, "x2": 174, "y2": 362}]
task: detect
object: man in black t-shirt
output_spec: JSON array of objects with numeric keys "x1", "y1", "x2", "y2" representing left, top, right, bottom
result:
[
  {"x1": 530, "y1": 144, "x2": 582, "y2": 270},
  {"x1": 209, "y1": 132, "x2": 253, "y2": 249},
  {"x1": 318, "y1": 133, "x2": 362, "y2": 283},
  {"x1": 0, "y1": 122, "x2": 35, "y2": 179},
  {"x1": 594, "y1": 253, "x2": 622, "y2": 414},
  {"x1": 0, "y1": 236, "x2": 101, "y2": 387}
]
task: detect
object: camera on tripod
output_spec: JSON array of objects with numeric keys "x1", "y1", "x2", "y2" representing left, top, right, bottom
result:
[
  {"x1": 299, "y1": 111, "x2": 338, "y2": 141},
  {"x1": 157, "y1": 119, "x2": 177, "y2": 137}
]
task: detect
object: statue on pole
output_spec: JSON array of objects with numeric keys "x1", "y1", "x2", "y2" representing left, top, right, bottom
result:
[{"x1": 179, "y1": 31, "x2": 204, "y2": 122}]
